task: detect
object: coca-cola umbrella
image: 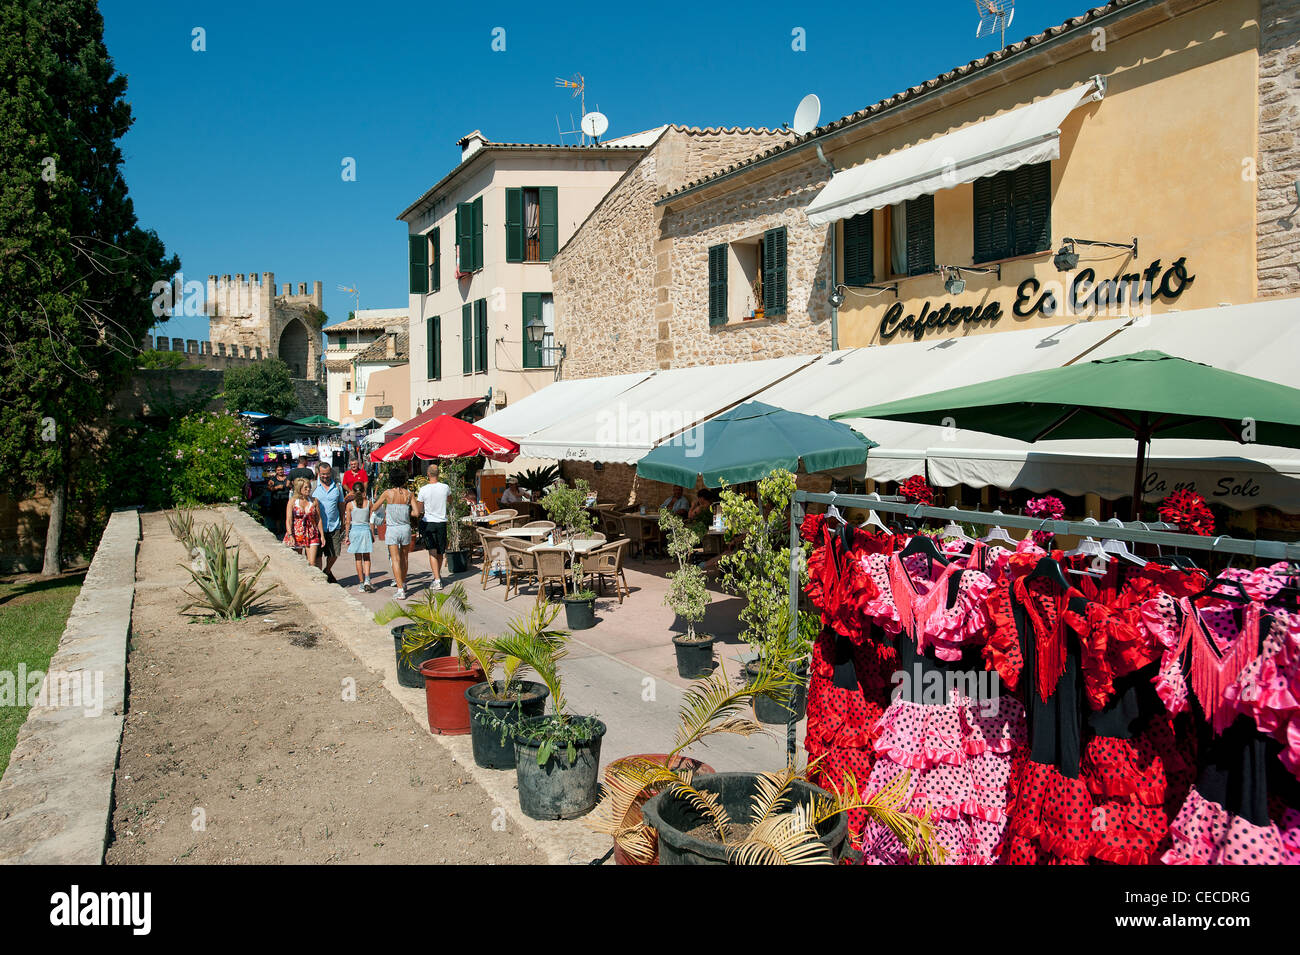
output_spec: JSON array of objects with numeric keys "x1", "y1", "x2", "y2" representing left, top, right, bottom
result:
[{"x1": 368, "y1": 413, "x2": 519, "y2": 463}]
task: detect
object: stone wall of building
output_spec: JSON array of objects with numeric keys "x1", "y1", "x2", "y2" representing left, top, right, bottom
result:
[
  {"x1": 1257, "y1": 0, "x2": 1300, "y2": 296},
  {"x1": 206, "y1": 272, "x2": 326, "y2": 381},
  {"x1": 552, "y1": 128, "x2": 793, "y2": 380}
]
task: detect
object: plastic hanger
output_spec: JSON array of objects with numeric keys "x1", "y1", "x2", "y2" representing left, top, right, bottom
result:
[
  {"x1": 941, "y1": 507, "x2": 977, "y2": 545},
  {"x1": 1027, "y1": 555, "x2": 1073, "y2": 591},
  {"x1": 899, "y1": 531, "x2": 950, "y2": 575},
  {"x1": 1101, "y1": 518, "x2": 1148, "y2": 566},
  {"x1": 1189, "y1": 576, "x2": 1251, "y2": 605},
  {"x1": 980, "y1": 511, "x2": 1017, "y2": 547},
  {"x1": 858, "y1": 493, "x2": 890, "y2": 534},
  {"x1": 825, "y1": 491, "x2": 846, "y2": 526}
]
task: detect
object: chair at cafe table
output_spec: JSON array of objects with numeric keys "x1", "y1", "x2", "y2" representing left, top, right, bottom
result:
[
  {"x1": 533, "y1": 548, "x2": 576, "y2": 606},
  {"x1": 600, "y1": 512, "x2": 625, "y2": 540},
  {"x1": 487, "y1": 508, "x2": 518, "y2": 529},
  {"x1": 524, "y1": 520, "x2": 556, "y2": 532},
  {"x1": 588, "y1": 539, "x2": 630, "y2": 604},
  {"x1": 499, "y1": 538, "x2": 538, "y2": 601},
  {"x1": 478, "y1": 528, "x2": 508, "y2": 591}
]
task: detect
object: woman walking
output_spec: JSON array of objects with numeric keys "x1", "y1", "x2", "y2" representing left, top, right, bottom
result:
[
  {"x1": 374, "y1": 467, "x2": 416, "y2": 600},
  {"x1": 345, "y1": 481, "x2": 375, "y2": 592},
  {"x1": 284, "y1": 477, "x2": 323, "y2": 568}
]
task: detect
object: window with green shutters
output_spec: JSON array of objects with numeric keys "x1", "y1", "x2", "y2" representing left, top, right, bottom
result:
[
  {"x1": 842, "y1": 212, "x2": 874, "y2": 286},
  {"x1": 462, "y1": 303, "x2": 472, "y2": 373},
  {"x1": 973, "y1": 161, "x2": 1052, "y2": 264},
  {"x1": 521, "y1": 292, "x2": 554, "y2": 367},
  {"x1": 426, "y1": 315, "x2": 441, "y2": 380},
  {"x1": 408, "y1": 234, "x2": 428, "y2": 294},
  {"x1": 506, "y1": 187, "x2": 558, "y2": 263},
  {"x1": 505, "y1": 188, "x2": 524, "y2": 263},
  {"x1": 471, "y1": 196, "x2": 483, "y2": 270},
  {"x1": 762, "y1": 227, "x2": 788, "y2": 315},
  {"x1": 456, "y1": 197, "x2": 484, "y2": 272},
  {"x1": 905, "y1": 195, "x2": 935, "y2": 276},
  {"x1": 474, "y1": 298, "x2": 487, "y2": 372},
  {"x1": 538, "y1": 186, "x2": 557, "y2": 261},
  {"x1": 429, "y1": 227, "x2": 440, "y2": 292},
  {"x1": 708, "y1": 244, "x2": 727, "y2": 326}
]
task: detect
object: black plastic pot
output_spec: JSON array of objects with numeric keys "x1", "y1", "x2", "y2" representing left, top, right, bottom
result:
[
  {"x1": 512, "y1": 716, "x2": 607, "y2": 820},
  {"x1": 672, "y1": 634, "x2": 717, "y2": 678},
  {"x1": 445, "y1": 550, "x2": 470, "y2": 574},
  {"x1": 392, "y1": 624, "x2": 451, "y2": 690},
  {"x1": 642, "y1": 772, "x2": 847, "y2": 865},
  {"x1": 744, "y1": 661, "x2": 809, "y2": 725},
  {"x1": 563, "y1": 595, "x2": 596, "y2": 630},
  {"x1": 465, "y1": 681, "x2": 549, "y2": 769}
]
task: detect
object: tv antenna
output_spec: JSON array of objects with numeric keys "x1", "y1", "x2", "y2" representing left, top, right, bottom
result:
[
  {"x1": 555, "y1": 73, "x2": 591, "y2": 143},
  {"x1": 792, "y1": 93, "x2": 821, "y2": 136},
  {"x1": 974, "y1": 0, "x2": 1015, "y2": 49},
  {"x1": 581, "y1": 110, "x2": 609, "y2": 144},
  {"x1": 337, "y1": 283, "x2": 359, "y2": 317}
]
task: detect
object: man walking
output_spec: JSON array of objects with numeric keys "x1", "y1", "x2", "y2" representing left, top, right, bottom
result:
[
  {"x1": 288, "y1": 454, "x2": 317, "y2": 487},
  {"x1": 416, "y1": 463, "x2": 450, "y2": 590},
  {"x1": 313, "y1": 463, "x2": 348, "y2": 583}
]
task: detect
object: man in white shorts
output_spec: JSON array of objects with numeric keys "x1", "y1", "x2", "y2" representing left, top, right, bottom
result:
[{"x1": 416, "y1": 463, "x2": 451, "y2": 589}]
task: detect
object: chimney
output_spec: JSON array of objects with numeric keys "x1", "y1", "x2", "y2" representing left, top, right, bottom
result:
[
  {"x1": 386, "y1": 332, "x2": 396, "y2": 359},
  {"x1": 458, "y1": 129, "x2": 489, "y2": 161}
]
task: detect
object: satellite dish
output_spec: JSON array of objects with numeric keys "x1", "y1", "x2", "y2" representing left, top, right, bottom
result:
[
  {"x1": 792, "y1": 94, "x2": 821, "y2": 136},
  {"x1": 581, "y1": 111, "x2": 609, "y2": 140}
]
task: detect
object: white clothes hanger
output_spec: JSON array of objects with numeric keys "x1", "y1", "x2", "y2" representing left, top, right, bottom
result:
[
  {"x1": 980, "y1": 510, "x2": 1017, "y2": 546},
  {"x1": 941, "y1": 507, "x2": 977, "y2": 545},
  {"x1": 858, "y1": 492, "x2": 890, "y2": 533},
  {"x1": 1101, "y1": 517, "x2": 1148, "y2": 566}
]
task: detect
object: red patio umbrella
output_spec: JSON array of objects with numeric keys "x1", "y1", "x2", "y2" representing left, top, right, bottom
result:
[{"x1": 368, "y1": 414, "x2": 519, "y2": 463}]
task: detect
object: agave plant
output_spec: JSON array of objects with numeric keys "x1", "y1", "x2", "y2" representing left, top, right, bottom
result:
[
  {"x1": 165, "y1": 508, "x2": 196, "y2": 548},
  {"x1": 180, "y1": 524, "x2": 277, "y2": 619}
]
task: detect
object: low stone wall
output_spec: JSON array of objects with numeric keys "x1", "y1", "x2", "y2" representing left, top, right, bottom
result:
[{"x1": 0, "y1": 509, "x2": 139, "y2": 864}]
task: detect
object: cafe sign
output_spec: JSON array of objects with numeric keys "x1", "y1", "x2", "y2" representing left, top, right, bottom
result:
[{"x1": 878, "y1": 257, "x2": 1196, "y2": 342}]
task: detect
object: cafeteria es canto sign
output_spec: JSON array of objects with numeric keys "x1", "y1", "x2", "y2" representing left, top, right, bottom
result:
[{"x1": 878, "y1": 257, "x2": 1196, "y2": 342}]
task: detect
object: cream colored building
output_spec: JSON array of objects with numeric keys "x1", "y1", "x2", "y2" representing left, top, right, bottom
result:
[
  {"x1": 397, "y1": 130, "x2": 660, "y2": 420},
  {"x1": 323, "y1": 308, "x2": 408, "y2": 424}
]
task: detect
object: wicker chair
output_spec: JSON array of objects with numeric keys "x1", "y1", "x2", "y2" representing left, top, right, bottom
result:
[
  {"x1": 478, "y1": 528, "x2": 508, "y2": 590},
  {"x1": 499, "y1": 538, "x2": 537, "y2": 601},
  {"x1": 599, "y1": 512, "x2": 625, "y2": 540},
  {"x1": 588, "y1": 539, "x2": 630, "y2": 604},
  {"x1": 487, "y1": 508, "x2": 519, "y2": 529},
  {"x1": 621, "y1": 517, "x2": 662, "y2": 559},
  {"x1": 524, "y1": 520, "x2": 556, "y2": 530},
  {"x1": 533, "y1": 547, "x2": 576, "y2": 605}
]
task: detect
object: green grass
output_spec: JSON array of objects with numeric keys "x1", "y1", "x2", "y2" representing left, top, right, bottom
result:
[{"x1": 0, "y1": 574, "x2": 84, "y2": 776}]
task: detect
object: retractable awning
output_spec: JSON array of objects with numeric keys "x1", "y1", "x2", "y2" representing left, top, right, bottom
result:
[
  {"x1": 805, "y1": 79, "x2": 1104, "y2": 227},
  {"x1": 476, "y1": 372, "x2": 653, "y2": 440},
  {"x1": 517, "y1": 356, "x2": 814, "y2": 463}
]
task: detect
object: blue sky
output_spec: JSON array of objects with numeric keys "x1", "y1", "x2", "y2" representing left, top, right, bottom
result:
[{"x1": 102, "y1": 0, "x2": 1091, "y2": 342}]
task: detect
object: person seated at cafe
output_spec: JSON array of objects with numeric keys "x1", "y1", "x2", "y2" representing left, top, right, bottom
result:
[
  {"x1": 662, "y1": 485, "x2": 690, "y2": 517},
  {"x1": 686, "y1": 488, "x2": 718, "y2": 538},
  {"x1": 500, "y1": 476, "x2": 529, "y2": 505}
]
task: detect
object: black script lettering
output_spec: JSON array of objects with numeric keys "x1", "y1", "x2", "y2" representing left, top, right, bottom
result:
[
  {"x1": 982, "y1": 300, "x2": 1003, "y2": 323},
  {"x1": 1159, "y1": 257, "x2": 1196, "y2": 299},
  {"x1": 1071, "y1": 268, "x2": 1095, "y2": 312},
  {"x1": 1215, "y1": 476, "x2": 1261, "y2": 498},
  {"x1": 879, "y1": 301, "x2": 905, "y2": 340},
  {"x1": 1014, "y1": 278, "x2": 1040, "y2": 317}
]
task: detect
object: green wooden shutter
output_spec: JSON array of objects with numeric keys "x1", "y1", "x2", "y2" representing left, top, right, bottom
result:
[
  {"x1": 538, "y1": 186, "x2": 558, "y2": 261},
  {"x1": 973, "y1": 173, "x2": 1013, "y2": 264},
  {"x1": 429, "y1": 227, "x2": 440, "y2": 292},
  {"x1": 408, "y1": 235, "x2": 428, "y2": 294},
  {"x1": 456, "y1": 203, "x2": 470, "y2": 273},
  {"x1": 1011, "y1": 162, "x2": 1052, "y2": 257},
  {"x1": 505, "y1": 188, "x2": 523, "y2": 263},
  {"x1": 842, "y1": 212, "x2": 874, "y2": 286},
  {"x1": 707, "y1": 244, "x2": 727, "y2": 326},
  {"x1": 426, "y1": 316, "x2": 436, "y2": 380},
  {"x1": 905, "y1": 196, "x2": 935, "y2": 277},
  {"x1": 433, "y1": 315, "x2": 441, "y2": 379},
  {"x1": 461, "y1": 303, "x2": 472, "y2": 372},
  {"x1": 474, "y1": 298, "x2": 487, "y2": 372},
  {"x1": 471, "y1": 196, "x2": 484, "y2": 271},
  {"x1": 522, "y1": 292, "x2": 543, "y2": 367},
  {"x1": 763, "y1": 227, "x2": 788, "y2": 315}
]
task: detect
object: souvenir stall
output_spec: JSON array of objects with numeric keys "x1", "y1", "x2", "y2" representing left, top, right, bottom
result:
[
  {"x1": 791, "y1": 484, "x2": 1300, "y2": 866},
  {"x1": 240, "y1": 414, "x2": 346, "y2": 529}
]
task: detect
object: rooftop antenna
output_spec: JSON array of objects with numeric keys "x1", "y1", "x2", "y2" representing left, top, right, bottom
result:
[
  {"x1": 555, "y1": 73, "x2": 588, "y2": 143},
  {"x1": 581, "y1": 109, "x2": 609, "y2": 145},
  {"x1": 337, "y1": 283, "x2": 360, "y2": 317},
  {"x1": 974, "y1": 0, "x2": 1015, "y2": 50},
  {"x1": 792, "y1": 93, "x2": 821, "y2": 136}
]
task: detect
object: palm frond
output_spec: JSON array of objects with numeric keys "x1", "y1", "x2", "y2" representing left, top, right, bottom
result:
[
  {"x1": 748, "y1": 766, "x2": 799, "y2": 825},
  {"x1": 727, "y1": 813, "x2": 833, "y2": 865}
]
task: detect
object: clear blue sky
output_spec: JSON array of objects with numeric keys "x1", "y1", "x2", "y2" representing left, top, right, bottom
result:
[{"x1": 102, "y1": 0, "x2": 1091, "y2": 342}]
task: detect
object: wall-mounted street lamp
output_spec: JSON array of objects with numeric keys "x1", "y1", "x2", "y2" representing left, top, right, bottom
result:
[
  {"x1": 1053, "y1": 236, "x2": 1139, "y2": 272},
  {"x1": 936, "y1": 264, "x2": 1001, "y2": 295},
  {"x1": 526, "y1": 314, "x2": 565, "y2": 360},
  {"x1": 830, "y1": 281, "x2": 898, "y2": 308}
]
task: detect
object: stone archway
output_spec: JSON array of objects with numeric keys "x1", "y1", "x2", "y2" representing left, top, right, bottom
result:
[{"x1": 278, "y1": 319, "x2": 309, "y2": 378}]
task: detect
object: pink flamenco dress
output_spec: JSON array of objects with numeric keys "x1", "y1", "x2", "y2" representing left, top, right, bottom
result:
[
  {"x1": 1143, "y1": 593, "x2": 1300, "y2": 865},
  {"x1": 853, "y1": 549, "x2": 1026, "y2": 865}
]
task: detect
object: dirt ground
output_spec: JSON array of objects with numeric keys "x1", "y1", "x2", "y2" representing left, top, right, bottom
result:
[{"x1": 106, "y1": 514, "x2": 544, "y2": 865}]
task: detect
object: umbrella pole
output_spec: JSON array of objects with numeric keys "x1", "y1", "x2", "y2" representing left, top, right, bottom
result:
[{"x1": 1131, "y1": 413, "x2": 1151, "y2": 521}]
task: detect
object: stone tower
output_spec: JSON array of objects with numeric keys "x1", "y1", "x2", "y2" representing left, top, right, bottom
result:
[{"x1": 206, "y1": 272, "x2": 326, "y2": 380}]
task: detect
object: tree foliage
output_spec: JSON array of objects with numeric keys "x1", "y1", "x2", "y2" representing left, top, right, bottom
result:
[{"x1": 222, "y1": 358, "x2": 297, "y2": 417}]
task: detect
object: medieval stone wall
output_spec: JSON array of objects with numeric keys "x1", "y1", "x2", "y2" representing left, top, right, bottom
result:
[
  {"x1": 1257, "y1": 0, "x2": 1300, "y2": 296},
  {"x1": 206, "y1": 272, "x2": 326, "y2": 381}
]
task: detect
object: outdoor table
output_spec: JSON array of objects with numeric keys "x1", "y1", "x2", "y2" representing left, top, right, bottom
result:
[
  {"x1": 527, "y1": 539, "x2": 605, "y2": 555},
  {"x1": 495, "y1": 527, "x2": 552, "y2": 539}
]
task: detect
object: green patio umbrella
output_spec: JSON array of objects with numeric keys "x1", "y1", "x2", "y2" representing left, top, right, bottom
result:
[
  {"x1": 295, "y1": 414, "x2": 339, "y2": 427},
  {"x1": 832, "y1": 350, "x2": 1300, "y2": 518},
  {"x1": 636, "y1": 401, "x2": 876, "y2": 488}
]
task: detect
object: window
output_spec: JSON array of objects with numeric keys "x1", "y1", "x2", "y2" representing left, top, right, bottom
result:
[
  {"x1": 886, "y1": 196, "x2": 935, "y2": 277},
  {"x1": 428, "y1": 227, "x2": 440, "y2": 292},
  {"x1": 462, "y1": 303, "x2": 472, "y2": 373},
  {"x1": 474, "y1": 298, "x2": 487, "y2": 372},
  {"x1": 426, "y1": 315, "x2": 441, "y2": 380},
  {"x1": 522, "y1": 292, "x2": 555, "y2": 367},
  {"x1": 842, "y1": 211, "x2": 874, "y2": 286},
  {"x1": 335, "y1": 335, "x2": 347, "y2": 349},
  {"x1": 709, "y1": 227, "x2": 788, "y2": 325},
  {"x1": 761, "y1": 227, "x2": 787, "y2": 316},
  {"x1": 408, "y1": 234, "x2": 428, "y2": 294},
  {"x1": 506, "y1": 187, "x2": 558, "y2": 262},
  {"x1": 462, "y1": 300, "x2": 487, "y2": 373},
  {"x1": 456, "y1": 197, "x2": 484, "y2": 272},
  {"x1": 708, "y1": 245, "x2": 727, "y2": 326},
  {"x1": 973, "y1": 161, "x2": 1052, "y2": 264}
]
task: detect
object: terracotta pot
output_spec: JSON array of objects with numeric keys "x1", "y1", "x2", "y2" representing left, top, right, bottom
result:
[
  {"x1": 418, "y1": 657, "x2": 484, "y2": 735},
  {"x1": 604, "y1": 754, "x2": 715, "y2": 865}
]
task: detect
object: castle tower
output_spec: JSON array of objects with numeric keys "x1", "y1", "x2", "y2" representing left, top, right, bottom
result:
[{"x1": 206, "y1": 270, "x2": 325, "y2": 380}]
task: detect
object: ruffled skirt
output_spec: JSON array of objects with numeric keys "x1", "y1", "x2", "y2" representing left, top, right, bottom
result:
[{"x1": 1162, "y1": 788, "x2": 1300, "y2": 865}]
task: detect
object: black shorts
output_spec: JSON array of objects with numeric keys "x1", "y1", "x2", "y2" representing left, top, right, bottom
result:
[
  {"x1": 420, "y1": 521, "x2": 448, "y2": 553},
  {"x1": 322, "y1": 525, "x2": 347, "y2": 558}
]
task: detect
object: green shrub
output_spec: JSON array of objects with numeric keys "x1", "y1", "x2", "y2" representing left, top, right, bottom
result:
[{"x1": 167, "y1": 411, "x2": 256, "y2": 507}]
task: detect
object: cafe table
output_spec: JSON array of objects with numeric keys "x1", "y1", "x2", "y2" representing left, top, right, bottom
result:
[
  {"x1": 495, "y1": 526, "x2": 552, "y2": 540},
  {"x1": 527, "y1": 538, "x2": 605, "y2": 556}
]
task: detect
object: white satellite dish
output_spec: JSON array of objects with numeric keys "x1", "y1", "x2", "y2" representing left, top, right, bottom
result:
[
  {"x1": 581, "y1": 111, "x2": 609, "y2": 140},
  {"x1": 792, "y1": 94, "x2": 821, "y2": 136}
]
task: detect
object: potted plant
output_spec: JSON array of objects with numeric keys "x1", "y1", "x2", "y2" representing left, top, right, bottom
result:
[
  {"x1": 517, "y1": 464, "x2": 560, "y2": 500},
  {"x1": 540, "y1": 477, "x2": 599, "y2": 630},
  {"x1": 460, "y1": 604, "x2": 557, "y2": 770},
  {"x1": 440, "y1": 456, "x2": 472, "y2": 574},
  {"x1": 717, "y1": 470, "x2": 817, "y2": 724},
  {"x1": 489, "y1": 613, "x2": 606, "y2": 820},
  {"x1": 374, "y1": 584, "x2": 482, "y2": 734},
  {"x1": 660, "y1": 509, "x2": 715, "y2": 678}
]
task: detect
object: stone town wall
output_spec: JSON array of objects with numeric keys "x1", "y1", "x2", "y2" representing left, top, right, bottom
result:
[
  {"x1": 205, "y1": 273, "x2": 326, "y2": 382},
  {"x1": 1257, "y1": 0, "x2": 1300, "y2": 296},
  {"x1": 552, "y1": 128, "x2": 793, "y2": 380}
]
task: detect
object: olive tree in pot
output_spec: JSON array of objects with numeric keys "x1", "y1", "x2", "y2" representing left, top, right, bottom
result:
[
  {"x1": 539, "y1": 477, "x2": 599, "y2": 629},
  {"x1": 489, "y1": 612, "x2": 606, "y2": 819},
  {"x1": 440, "y1": 457, "x2": 472, "y2": 575},
  {"x1": 660, "y1": 509, "x2": 714, "y2": 678},
  {"x1": 717, "y1": 470, "x2": 817, "y2": 724},
  {"x1": 374, "y1": 584, "x2": 481, "y2": 734}
]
